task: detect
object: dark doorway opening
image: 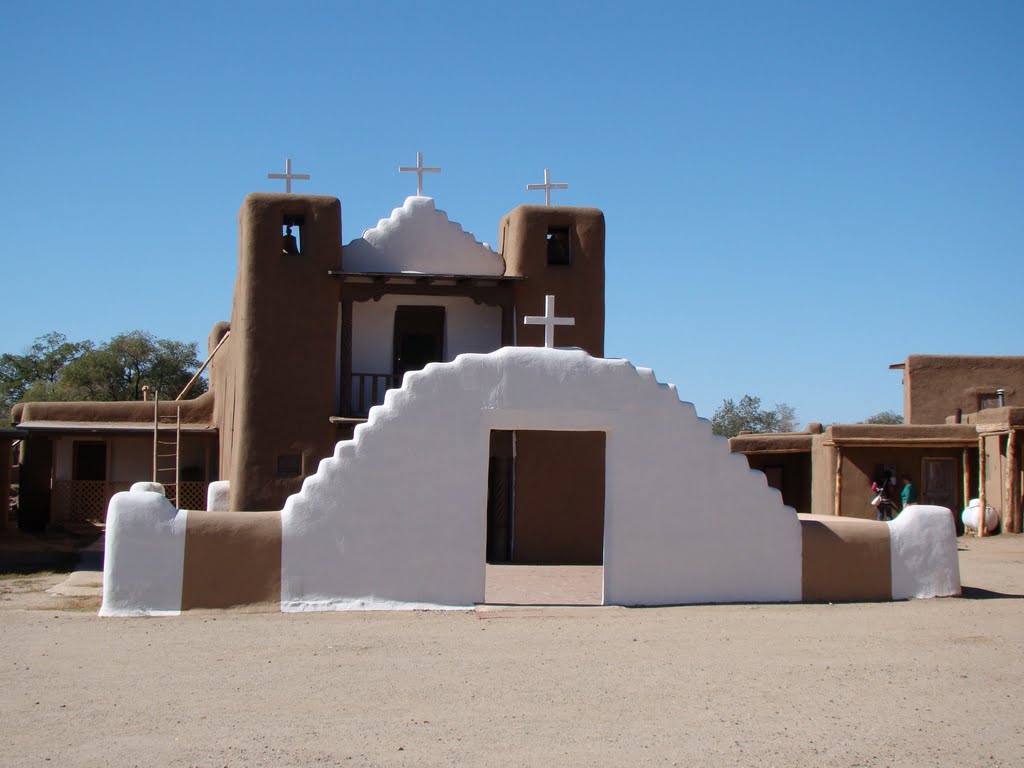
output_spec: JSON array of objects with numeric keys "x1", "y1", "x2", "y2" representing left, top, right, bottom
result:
[
  {"x1": 393, "y1": 306, "x2": 445, "y2": 381},
  {"x1": 73, "y1": 441, "x2": 107, "y2": 482},
  {"x1": 483, "y1": 430, "x2": 602, "y2": 606},
  {"x1": 485, "y1": 429, "x2": 606, "y2": 605}
]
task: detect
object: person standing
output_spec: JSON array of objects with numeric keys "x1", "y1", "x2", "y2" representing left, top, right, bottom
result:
[
  {"x1": 872, "y1": 474, "x2": 896, "y2": 521},
  {"x1": 901, "y1": 474, "x2": 918, "y2": 511}
]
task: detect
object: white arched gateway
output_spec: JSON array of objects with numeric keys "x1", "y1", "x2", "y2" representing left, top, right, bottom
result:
[{"x1": 101, "y1": 347, "x2": 959, "y2": 615}]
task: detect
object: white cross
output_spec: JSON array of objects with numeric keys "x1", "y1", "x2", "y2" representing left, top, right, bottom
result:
[
  {"x1": 399, "y1": 151, "x2": 441, "y2": 197},
  {"x1": 523, "y1": 294, "x2": 575, "y2": 349},
  {"x1": 526, "y1": 168, "x2": 569, "y2": 206},
  {"x1": 267, "y1": 158, "x2": 311, "y2": 193}
]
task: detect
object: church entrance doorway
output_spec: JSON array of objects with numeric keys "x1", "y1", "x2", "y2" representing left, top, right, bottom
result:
[{"x1": 485, "y1": 429, "x2": 605, "y2": 605}]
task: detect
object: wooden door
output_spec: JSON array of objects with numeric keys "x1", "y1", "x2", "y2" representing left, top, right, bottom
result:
[
  {"x1": 921, "y1": 457, "x2": 956, "y2": 511},
  {"x1": 392, "y1": 306, "x2": 445, "y2": 380}
]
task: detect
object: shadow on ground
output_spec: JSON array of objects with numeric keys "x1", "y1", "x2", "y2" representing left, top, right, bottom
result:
[
  {"x1": 0, "y1": 528, "x2": 104, "y2": 575},
  {"x1": 959, "y1": 585, "x2": 1024, "y2": 600}
]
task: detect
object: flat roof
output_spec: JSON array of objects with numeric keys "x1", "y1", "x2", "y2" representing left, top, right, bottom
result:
[
  {"x1": 329, "y1": 270, "x2": 524, "y2": 286},
  {"x1": 17, "y1": 421, "x2": 216, "y2": 435}
]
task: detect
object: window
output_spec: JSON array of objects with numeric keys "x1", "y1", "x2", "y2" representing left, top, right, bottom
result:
[
  {"x1": 282, "y1": 215, "x2": 305, "y2": 256},
  {"x1": 978, "y1": 392, "x2": 1004, "y2": 410},
  {"x1": 546, "y1": 227, "x2": 571, "y2": 266},
  {"x1": 277, "y1": 454, "x2": 302, "y2": 477}
]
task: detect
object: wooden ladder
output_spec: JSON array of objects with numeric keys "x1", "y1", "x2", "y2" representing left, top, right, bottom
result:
[{"x1": 152, "y1": 392, "x2": 181, "y2": 507}]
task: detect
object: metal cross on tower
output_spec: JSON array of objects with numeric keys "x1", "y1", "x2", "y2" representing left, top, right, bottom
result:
[
  {"x1": 523, "y1": 294, "x2": 575, "y2": 348},
  {"x1": 526, "y1": 168, "x2": 569, "y2": 206},
  {"x1": 267, "y1": 158, "x2": 311, "y2": 193},
  {"x1": 399, "y1": 151, "x2": 442, "y2": 197}
]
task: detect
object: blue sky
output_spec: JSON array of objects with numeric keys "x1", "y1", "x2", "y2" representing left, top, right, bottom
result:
[{"x1": 3, "y1": 1, "x2": 1021, "y2": 425}]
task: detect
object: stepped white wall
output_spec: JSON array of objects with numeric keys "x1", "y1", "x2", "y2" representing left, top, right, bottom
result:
[{"x1": 281, "y1": 347, "x2": 802, "y2": 609}]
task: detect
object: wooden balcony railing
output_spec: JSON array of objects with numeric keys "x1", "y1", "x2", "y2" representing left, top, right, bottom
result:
[{"x1": 349, "y1": 372, "x2": 400, "y2": 418}]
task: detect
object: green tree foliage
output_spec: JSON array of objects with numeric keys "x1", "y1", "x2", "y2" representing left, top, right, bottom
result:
[
  {"x1": 1, "y1": 331, "x2": 206, "y2": 423},
  {"x1": 861, "y1": 410, "x2": 904, "y2": 425},
  {"x1": 0, "y1": 332, "x2": 92, "y2": 412},
  {"x1": 711, "y1": 395, "x2": 798, "y2": 438}
]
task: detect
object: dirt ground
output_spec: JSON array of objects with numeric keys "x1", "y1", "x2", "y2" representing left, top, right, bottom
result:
[{"x1": 1, "y1": 536, "x2": 1022, "y2": 767}]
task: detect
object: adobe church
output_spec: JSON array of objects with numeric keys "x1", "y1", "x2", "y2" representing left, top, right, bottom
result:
[{"x1": 13, "y1": 160, "x2": 607, "y2": 564}]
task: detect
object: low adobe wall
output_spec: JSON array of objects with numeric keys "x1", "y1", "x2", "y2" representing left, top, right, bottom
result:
[{"x1": 100, "y1": 350, "x2": 961, "y2": 616}]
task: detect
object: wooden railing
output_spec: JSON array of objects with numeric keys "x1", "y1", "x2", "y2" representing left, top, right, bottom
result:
[{"x1": 349, "y1": 372, "x2": 399, "y2": 417}]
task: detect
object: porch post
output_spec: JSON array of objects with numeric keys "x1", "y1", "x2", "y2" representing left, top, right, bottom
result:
[
  {"x1": 1005, "y1": 430, "x2": 1018, "y2": 534},
  {"x1": 340, "y1": 296, "x2": 353, "y2": 418},
  {"x1": 978, "y1": 436, "x2": 987, "y2": 537},
  {"x1": 962, "y1": 448, "x2": 970, "y2": 518},
  {"x1": 833, "y1": 446, "x2": 843, "y2": 517}
]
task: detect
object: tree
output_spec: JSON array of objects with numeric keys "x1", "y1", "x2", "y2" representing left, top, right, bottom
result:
[
  {"x1": 59, "y1": 331, "x2": 206, "y2": 402},
  {"x1": 861, "y1": 410, "x2": 904, "y2": 425},
  {"x1": 0, "y1": 332, "x2": 92, "y2": 417},
  {"x1": 2, "y1": 330, "x2": 206, "y2": 423},
  {"x1": 711, "y1": 395, "x2": 798, "y2": 438}
]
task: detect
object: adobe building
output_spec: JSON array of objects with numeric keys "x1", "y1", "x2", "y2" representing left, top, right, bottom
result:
[
  {"x1": 732, "y1": 355, "x2": 1024, "y2": 536},
  {"x1": 11, "y1": 183, "x2": 608, "y2": 564}
]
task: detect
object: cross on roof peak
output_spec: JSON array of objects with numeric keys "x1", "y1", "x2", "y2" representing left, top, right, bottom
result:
[
  {"x1": 267, "y1": 158, "x2": 311, "y2": 194},
  {"x1": 399, "y1": 151, "x2": 442, "y2": 197},
  {"x1": 526, "y1": 168, "x2": 569, "y2": 206},
  {"x1": 523, "y1": 294, "x2": 575, "y2": 348}
]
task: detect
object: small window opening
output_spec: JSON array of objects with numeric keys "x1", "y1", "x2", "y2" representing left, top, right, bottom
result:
[
  {"x1": 546, "y1": 226, "x2": 571, "y2": 266},
  {"x1": 978, "y1": 392, "x2": 1004, "y2": 411},
  {"x1": 277, "y1": 454, "x2": 302, "y2": 476},
  {"x1": 282, "y1": 215, "x2": 305, "y2": 256}
]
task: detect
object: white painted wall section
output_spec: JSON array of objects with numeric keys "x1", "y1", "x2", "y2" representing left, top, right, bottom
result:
[
  {"x1": 100, "y1": 489, "x2": 187, "y2": 616},
  {"x1": 889, "y1": 505, "x2": 961, "y2": 599},
  {"x1": 281, "y1": 348, "x2": 803, "y2": 610},
  {"x1": 351, "y1": 295, "x2": 502, "y2": 376},
  {"x1": 342, "y1": 196, "x2": 504, "y2": 275},
  {"x1": 207, "y1": 480, "x2": 230, "y2": 512}
]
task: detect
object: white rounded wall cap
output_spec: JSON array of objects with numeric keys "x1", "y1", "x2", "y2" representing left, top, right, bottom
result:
[
  {"x1": 130, "y1": 481, "x2": 165, "y2": 496},
  {"x1": 207, "y1": 480, "x2": 230, "y2": 512}
]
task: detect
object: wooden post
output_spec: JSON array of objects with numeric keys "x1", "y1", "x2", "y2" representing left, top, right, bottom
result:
[
  {"x1": 1006, "y1": 430, "x2": 1018, "y2": 534},
  {"x1": 978, "y1": 436, "x2": 987, "y2": 537},
  {"x1": 339, "y1": 297, "x2": 353, "y2": 418},
  {"x1": 833, "y1": 446, "x2": 843, "y2": 517},
  {"x1": 962, "y1": 448, "x2": 970, "y2": 516},
  {"x1": 1015, "y1": 430, "x2": 1023, "y2": 535}
]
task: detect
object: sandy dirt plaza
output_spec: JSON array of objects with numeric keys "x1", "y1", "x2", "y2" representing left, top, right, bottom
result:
[{"x1": 1, "y1": 535, "x2": 1022, "y2": 767}]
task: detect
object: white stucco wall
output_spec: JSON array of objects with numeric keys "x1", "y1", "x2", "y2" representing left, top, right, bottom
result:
[
  {"x1": 281, "y1": 347, "x2": 803, "y2": 610},
  {"x1": 54, "y1": 438, "x2": 74, "y2": 481},
  {"x1": 342, "y1": 196, "x2": 504, "y2": 275},
  {"x1": 889, "y1": 505, "x2": 961, "y2": 599},
  {"x1": 53, "y1": 435, "x2": 211, "y2": 483},
  {"x1": 110, "y1": 436, "x2": 151, "y2": 482},
  {"x1": 100, "y1": 489, "x2": 187, "y2": 616}
]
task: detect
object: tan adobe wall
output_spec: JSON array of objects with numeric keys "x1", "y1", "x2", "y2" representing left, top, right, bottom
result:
[
  {"x1": 228, "y1": 193, "x2": 343, "y2": 511},
  {"x1": 207, "y1": 322, "x2": 233, "y2": 482},
  {"x1": 810, "y1": 433, "x2": 836, "y2": 516},
  {"x1": 501, "y1": 205, "x2": 605, "y2": 357},
  {"x1": 905, "y1": 355, "x2": 1024, "y2": 425}
]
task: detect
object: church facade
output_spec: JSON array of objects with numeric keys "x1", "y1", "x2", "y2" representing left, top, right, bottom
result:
[{"x1": 13, "y1": 188, "x2": 608, "y2": 563}]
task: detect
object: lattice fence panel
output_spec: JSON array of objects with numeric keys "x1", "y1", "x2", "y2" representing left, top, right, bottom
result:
[
  {"x1": 176, "y1": 481, "x2": 208, "y2": 511},
  {"x1": 69, "y1": 480, "x2": 107, "y2": 526}
]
